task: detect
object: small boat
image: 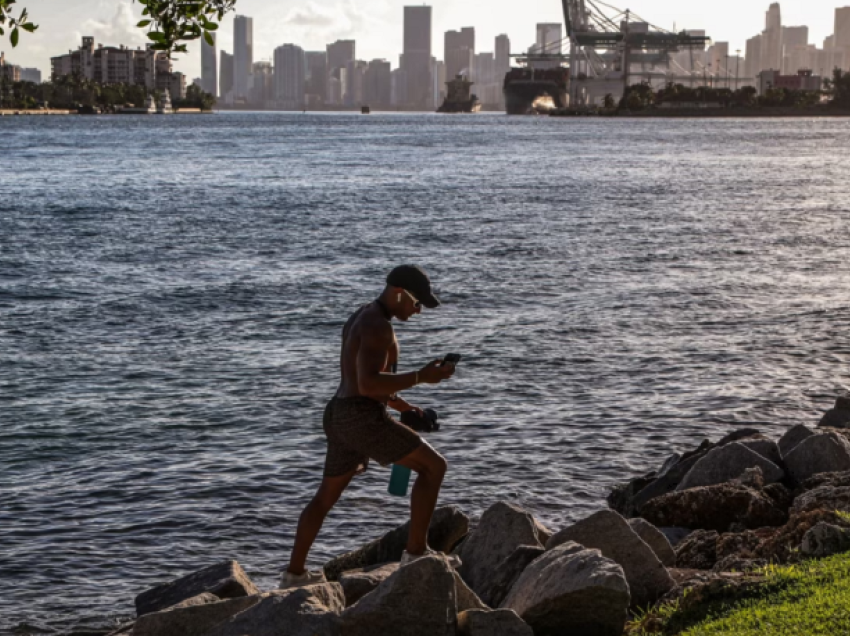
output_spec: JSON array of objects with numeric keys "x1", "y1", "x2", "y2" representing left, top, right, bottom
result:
[
  {"x1": 361, "y1": 105, "x2": 371, "y2": 114},
  {"x1": 437, "y1": 75, "x2": 481, "y2": 113}
]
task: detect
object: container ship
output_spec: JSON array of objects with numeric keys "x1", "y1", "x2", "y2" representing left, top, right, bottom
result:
[{"x1": 503, "y1": 67, "x2": 570, "y2": 115}]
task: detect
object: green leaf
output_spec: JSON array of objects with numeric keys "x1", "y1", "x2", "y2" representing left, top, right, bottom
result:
[
  {"x1": 204, "y1": 21, "x2": 218, "y2": 31},
  {"x1": 203, "y1": 30, "x2": 214, "y2": 46},
  {"x1": 20, "y1": 22, "x2": 35, "y2": 32},
  {"x1": 147, "y1": 31, "x2": 166, "y2": 42},
  {"x1": 136, "y1": 19, "x2": 151, "y2": 27},
  {"x1": 10, "y1": 25, "x2": 17, "y2": 46}
]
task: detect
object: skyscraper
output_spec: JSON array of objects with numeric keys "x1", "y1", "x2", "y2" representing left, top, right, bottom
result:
[
  {"x1": 234, "y1": 15, "x2": 253, "y2": 100},
  {"x1": 364, "y1": 59, "x2": 392, "y2": 107},
  {"x1": 201, "y1": 31, "x2": 217, "y2": 97},
  {"x1": 402, "y1": 5, "x2": 432, "y2": 109},
  {"x1": 536, "y1": 23, "x2": 563, "y2": 55},
  {"x1": 305, "y1": 51, "x2": 328, "y2": 105},
  {"x1": 836, "y1": 7, "x2": 850, "y2": 50},
  {"x1": 326, "y1": 39, "x2": 355, "y2": 103},
  {"x1": 495, "y1": 34, "x2": 511, "y2": 77},
  {"x1": 745, "y1": 34, "x2": 763, "y2": 79},
  {"x1": 781, "y1": 26, "x2": 809, "y2": 74},
  {"x1": 274, "y1": 44, "x2": 305, "y2": 109},
  {"x1": 445, "y1": 28, "x2": 475, "y2": 79},
  {"x1": 219, "y1": 50, "x2": 234, "y2": 98},
  {"x1": 762, "y1": 3, "x2": 782, "y2": 71}
]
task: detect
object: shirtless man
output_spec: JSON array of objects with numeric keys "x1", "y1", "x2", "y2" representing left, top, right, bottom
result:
[{"x1": 280, "y1": 264, "x2": 457, "y2": 588}]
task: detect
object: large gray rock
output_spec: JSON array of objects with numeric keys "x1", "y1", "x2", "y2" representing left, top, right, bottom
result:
[
  {"x1": 641, "y1": 483, "x2": 787, "y2": 532},
  {"x1": 717, "y1": 428, "x2": 763, "y2": 446},
  {"x1": 135, "y1": 560, "x2": 259, "y2": 617},
  {"x1": 628, "y1": 518, "x2": 676, "y2": 567},
  {"x1": 477, "y1": 545, "x2": 545, "y2": 609},
  {"x1": 738, "y1": 439, "x2": 782, "y2": 465},
  {"x1": 324, "y1": 505, "x2": 469, "y2": 581},
  {"x1": 630, "y1": 444, "x2": 713, "y2": 511},
  {"x1": 818, "y1": 397, "x2": 850, "y2": 429},
  {"x1": 207, "y1": 583, "x2": 344, "y2": 636},
  {"x1": 784, "y1": 432, "x2": 850, "y2": 483},
  {"x1": 501, "y1": 542, "x2": 629, "y2": 636},
  {"x1": 340, "y1": 556, "x2": 456, "y2": 636},
  {"x1": 456, "y1": 502, "x2": 547, "y2": 600},
  {"x1": 457, "y1": 609, "x2": 533, "y2": 636},
  {"x1": 546, "y1": 510, "x2": 674, "y2": 607},
  {"x1": 790, "y1": 471, "x2": 850, "y2": 516},
  {"x1": 778, "y1": 424, "x2": 815, "y2": 458},
  {"x1": 676, "y1": 443, "x2": 784, "y2": 491},
  {"x1": 339, "y1": 563, "x2": 399, "y2": 607},
  {"x1": 453, "y1": 571, "x2": 489, "y2": 611},
  {"x1": 801, "y1": 522, "x2": 850, "y2": 558},
  {"x1": 133, "y1": 595, "x2": 261, "y2": 636}
]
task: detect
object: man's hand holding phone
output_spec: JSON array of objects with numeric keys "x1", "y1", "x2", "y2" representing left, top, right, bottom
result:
[{"x1": 418, "y1": 353, "x2": 461, "y2": 385}]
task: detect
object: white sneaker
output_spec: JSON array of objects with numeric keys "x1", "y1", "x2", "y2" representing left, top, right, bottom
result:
[
  {"x1": 400, "y1": 548, "x2": 462, "y2": 569},
  {"x1": 277, "y1": 569, "x2": 327, "y2": 590}
]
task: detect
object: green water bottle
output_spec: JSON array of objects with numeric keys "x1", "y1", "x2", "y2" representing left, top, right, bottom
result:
[{"x1": 388, "y1": 464, "x2": 412, "y2": 497}]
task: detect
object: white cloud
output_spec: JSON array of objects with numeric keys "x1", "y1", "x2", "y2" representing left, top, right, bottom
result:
[{"x1": 75, "y1": 1, "x2": 147, "y2": 48}]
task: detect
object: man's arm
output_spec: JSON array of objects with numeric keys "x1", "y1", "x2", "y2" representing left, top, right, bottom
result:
[
  {"x1": 356, "y1": 323, "x2": 419, "y2": 396},
  {"x1": 356, "y1": 322, "x2": 455, "y2": 396}
]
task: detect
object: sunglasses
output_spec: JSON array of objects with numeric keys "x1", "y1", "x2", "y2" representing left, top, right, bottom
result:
[{"x1": 401, "y1": 288, "x2": 421, "y2": 309}]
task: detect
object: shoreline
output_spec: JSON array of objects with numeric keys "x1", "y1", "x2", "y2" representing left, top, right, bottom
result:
[{"x1": 551, "y1": 106, "x2": 850, "y2": 118}]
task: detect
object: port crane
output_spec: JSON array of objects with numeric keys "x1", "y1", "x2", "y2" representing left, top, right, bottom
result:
[{"x1": 559, "y1": 0, "x2": 710, "y2": 105}]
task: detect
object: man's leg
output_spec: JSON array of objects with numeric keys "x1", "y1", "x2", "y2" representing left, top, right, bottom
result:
[
  {"x1": 287, "y1": 469, "x2": 357, "y2": 574},
  {"x1": 396, "y1": 442, "x2": 448, "y2": 555}
]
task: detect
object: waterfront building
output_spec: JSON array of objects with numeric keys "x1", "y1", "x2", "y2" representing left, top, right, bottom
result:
[
  {"x1": 402, "y1": 5, "x2": 433, "y2": 109},
  {"x1": 757, "y1": 68, "x2": 821, "y2": 94},
  {"x1": 391, "y1": 67, "x2": 408, "y2": 106},
  {"x1": 445, "y1": 27, "x2": 474, "y2": 80},
  {"x1": 234, "y1": 15, "x2": 253, "y2": 101},
  {"x1": 201, "y1": 31, "x2": 217, "y2": 97},
  {"x1": 836, "y1": 7, "x2": 850, "y2": 50},
  {"x1": 762, "y1": 3, "x2": 783, "y2": 71},
  {"x1": 220, "y1": 51, "x2": 234, "y2": 101},
  {"x1": 305, "y1": 51, "x2": 328, "y2": 106},
  {"x1": 364, "y1": 59, "x2": 392, "y2": 107},
  {"x1": 49, "y1": 36, "x2": 185, "y2": 94},
  {"x1": 0, "y1": 52, "x2": 21, "y2": 81},
  {"x1": 709, "y1": 41, "x2": 730, "y2": 84},
  {"x1": 274, "y1": 44, "x2": 305, "y2": 109}
]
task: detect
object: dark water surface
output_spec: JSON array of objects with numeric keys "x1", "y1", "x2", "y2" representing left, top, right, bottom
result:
[{"x1": 2, "y1": 112, "x2": 850, "y2": 633}]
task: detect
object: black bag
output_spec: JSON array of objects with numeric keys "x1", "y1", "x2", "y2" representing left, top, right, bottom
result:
[{"x1": 400, "y1": 408, "x2": 440, "y2": 433}]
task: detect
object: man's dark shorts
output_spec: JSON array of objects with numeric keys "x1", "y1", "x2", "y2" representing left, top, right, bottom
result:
[{"x1": 323, "y1": 396, "x2": 423, "y2": 477}]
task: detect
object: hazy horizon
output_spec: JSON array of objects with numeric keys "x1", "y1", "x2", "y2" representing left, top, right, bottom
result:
[{"x1": 3, "y1": 0, "x2": 846, "y2": 80}]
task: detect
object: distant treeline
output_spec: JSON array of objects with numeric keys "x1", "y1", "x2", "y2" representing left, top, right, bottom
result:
[
  {"x1": 615, "y1": 68, "x2": 850, "y2": 111},
  {"x1": 0, "y1": 72, "x2": 216, "y2": 111}
]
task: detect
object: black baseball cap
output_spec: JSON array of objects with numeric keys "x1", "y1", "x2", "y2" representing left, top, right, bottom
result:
[{"x1": 386, "y1": 265, "x2": 441, "y2": 308}]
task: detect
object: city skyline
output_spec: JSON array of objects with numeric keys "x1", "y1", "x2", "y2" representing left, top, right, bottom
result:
[{"x1": 4, "y1": 0, "x2": 848, "y2": 80}]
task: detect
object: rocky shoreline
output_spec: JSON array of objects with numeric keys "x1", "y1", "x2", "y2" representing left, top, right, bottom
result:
[{"x1": 85, "y1": 397, "x2": 850, "y2": 636}]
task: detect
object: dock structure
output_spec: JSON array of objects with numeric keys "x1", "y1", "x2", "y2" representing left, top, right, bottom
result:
[{"x1": 561, "y1": 0, "x2": 711, "y2": 106}]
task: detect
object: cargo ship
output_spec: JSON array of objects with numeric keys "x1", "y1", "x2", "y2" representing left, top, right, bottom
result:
[
  {"x1": 437, "y1": 75, "x2": 482, "y2": 113},
  {"x1": 503, "y1": 67, "x2": 570, "y2": 115}
]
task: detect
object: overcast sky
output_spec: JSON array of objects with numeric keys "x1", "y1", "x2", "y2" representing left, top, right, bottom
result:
[{"x1": 5, "y1": 0, "x2": 847, "y2": 78}]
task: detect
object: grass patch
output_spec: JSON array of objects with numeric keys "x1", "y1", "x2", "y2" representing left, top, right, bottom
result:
[{"x1": 628, "y1": 553, "x2": 850, "y2": 635}]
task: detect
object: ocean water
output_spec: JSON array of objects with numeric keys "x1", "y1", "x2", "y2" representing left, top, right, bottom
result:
[{"x1": 2, "y1": 112, "x2": 850, "y2": 633}]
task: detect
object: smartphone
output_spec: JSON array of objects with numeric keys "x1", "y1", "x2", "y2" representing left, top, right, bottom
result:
[{"x1": 442, "y1": 353, "x2": 462, "y2": 366}]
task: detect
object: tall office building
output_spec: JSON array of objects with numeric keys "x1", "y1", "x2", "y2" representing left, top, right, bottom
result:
[
  {"x1": 220, "y1": 50, "x2": 234, "y2": 98},
  {"x1": 364, "y1": 59, "x2": 392, "y2": 107},
  {"x1": 251, "y1": 61, "x2": 274, "y2": 105},
  {"x1": 234, "y1": 15, "x2": 253, "y2": 100},
  {"x1": 345, "y1": 59, "x2": 368, "y2": 106},
  {"x1": 745, "y1": 34, "x2": 762, "y2": 79},
  {"x1": 20, "y1": 67, "x2": 41, "y2": 83},
  {"x1": 536, "y1": 23, "x2": 562, "y2": 55},
  {"x1": 781, "y1": 26, "x2": 809, "y2": 73},
  {"x1": 201, "y1": 31, "x2": 217, "y2": 97},
  {"x1": 305, "y1": 51, "x2": 328, "y2": 105},
  {"x1": 402, "y1": 5, "x2": 432, "y2": 109},
  {"x1": 495, "y1": 34, "x2": 511, "y2": 77},
  {"x1": 762, "y1": 3, "x2": 782, "y2": 71},
  {"x1": 326, "y1": 39, "x2": 355, "y2": 103},
  {"x1": 274, "y1": 44, "x2": 305, "y2": 109},
  {"x1": 836, "y1": 7, "x2": 850, "y2": 48},
  {"x1": 709, "y1": 41, "x2": 730, "y2": 81},
  {"x1": 445, "y1": 27, "x2": 475, "y2": 79}
]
